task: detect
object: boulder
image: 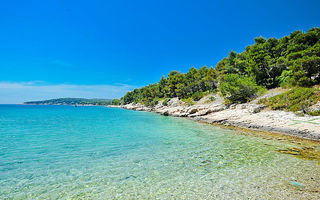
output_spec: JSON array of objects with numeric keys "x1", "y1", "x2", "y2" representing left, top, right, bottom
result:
[
  {"x1": 163, "y1": 111, "x2": 169, "y2": 116},
  {"x1": 208, "y1": 105, "x2": 227, "y2": 113},
  {"x1": 247, "y1": 104, "x2": 266, "y2": 113},
  {"x1": 188, "y1": 108, "x2": 199, "y2": 114},
  {"x1": 236, "y1": 104, "x2": 248, "y2": 109},
  {"x1": 233, "y1": 103, "x2": 266, "y2": 113},
  {"x1": 167, "y1": 98, "x2": 181, "y2": 107},
  {"x1": 306, "y1": 102, "x2": 320, "y2": 113},
  {"x1": 229, "y1": 104, "x2": 238, "y2": 109}
]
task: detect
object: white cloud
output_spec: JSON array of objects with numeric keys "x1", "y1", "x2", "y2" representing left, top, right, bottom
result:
[{"x1": 0, "y1": 82, "x2": 136, "y2": 104}]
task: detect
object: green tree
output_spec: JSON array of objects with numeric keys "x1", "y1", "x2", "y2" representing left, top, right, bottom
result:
[
  {"x1": 111, "y1": 99, "x2": 121, "y2": 105},
  {"x1": 219, "y1": 74, "x2": 265, "y2": 104}
]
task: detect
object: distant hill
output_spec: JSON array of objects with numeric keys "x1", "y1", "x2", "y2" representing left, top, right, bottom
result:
[{"x1": 24, "y1": 98, "x2": 112, "y2": 106}]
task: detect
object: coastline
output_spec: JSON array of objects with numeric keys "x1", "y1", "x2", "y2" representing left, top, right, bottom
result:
[{"x1": 108, "y1": 97, "x2": 320, "y2": 142}]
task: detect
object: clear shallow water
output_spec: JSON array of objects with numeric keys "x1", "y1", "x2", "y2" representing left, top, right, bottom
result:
[{"x1": 0, "y1": 105, "x2": 319, "y2": 199}]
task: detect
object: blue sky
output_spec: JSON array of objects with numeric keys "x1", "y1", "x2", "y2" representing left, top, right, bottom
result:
[{"x1": 0, "y1": 0, "x2": 319, "y2": 103}]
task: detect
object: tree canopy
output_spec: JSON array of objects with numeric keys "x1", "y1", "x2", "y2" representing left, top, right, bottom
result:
[
  {"x1": 114, "y1": 27, "x2": 320, "y2": 105},
  {"x1": 216, "y1": 27, "x2": 320, "y2": 88},
  {"x1": 121, "y1": 66, "x2": 217, "y2": 106}
]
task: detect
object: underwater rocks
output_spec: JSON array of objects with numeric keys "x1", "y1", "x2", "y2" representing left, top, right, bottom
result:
[{"x1": 277, "y1": 147, "x2": 320, "y2": 163}]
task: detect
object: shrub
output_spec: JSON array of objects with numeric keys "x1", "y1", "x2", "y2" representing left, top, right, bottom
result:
[
  {"x1": 219, "y1": 74, "x2": 266, "y2": 104},
  {"x1": 277, "y1": 70, "x2": 292, "y2": 88},
  {"x1": 149, "y1": 98, "x2": 160, "y2": 107},
  {"x1": 289, "y1": 55, "x2": 320, "y2": 87},
  {"x1": 192, "y1": 92, "x2": 205, "y2": 101},
  {"x1": 203, "y1": 90, "x2": 210, "y2": 95},
  {"x1": 204, "y1": 96, "x2": 216, "y2": 104},
  {"x1": 260, "y1": 87, "x2": 320, "y2": 115},
  {"x1": 162, "y1": 98, "x2": 170, "y2": 106},
  {"x1": 182, "y1": 97, "x2": 195, "y2": 106},
  {"x1": 308, "y1": 110, "x2": 320, "y2": 116},
  {"x1": 111, "y1": 99, "x2": 121, "y2": 105},
  {"x1": 209, "y1": 96, "x2": 216, "y2": 102}
]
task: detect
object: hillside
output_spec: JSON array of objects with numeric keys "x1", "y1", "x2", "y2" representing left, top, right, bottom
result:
[{"x1": 113, "y1": 27, "x2": 320, "y2": 113}]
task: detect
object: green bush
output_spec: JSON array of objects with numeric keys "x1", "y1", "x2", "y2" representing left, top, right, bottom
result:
[
  {"x1": 182, "y1": 97, "x2": 195, "y2": 106},
  {"x1": 276, "y1": 70, "x2": 292, "y2": 88},
  {"x1": 202, "y1": 90, "x2": 210, "y2": 95},
  {"x1": 148, "y1": 98, "x2": 160, "y2": 107},
  {"x1": 289, "y1": 55, "x2": 320, "y2": 87},
  {"x1": 260, "y1": 87, "x2": 320, "y2": 114},
  {"x1": 111, "y1": 99, "x2": 121, "y2": 105},
  {"x1": 204, "y1": 96, "x2": 216, "y2": 103},
  {"x1": 209, "y1": 96, "x2": 216, "y2": 101},
  {"x1": 219, "y1": 74, "x2": 266, "y2": 104},
  {"x1": 191, "y1": 92, "x2": 205, "y2": 101},
  {"x1": 162, "y1": 98, "x2": 170, "y2": 106},
  {"x1": 308, "y1": 110, "x2": 320, "y2": 116}
]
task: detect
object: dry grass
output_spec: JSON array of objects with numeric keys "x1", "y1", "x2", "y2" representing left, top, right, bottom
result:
[{"x1": 265, "y1": 87, "x2": 290, "y2": 94}]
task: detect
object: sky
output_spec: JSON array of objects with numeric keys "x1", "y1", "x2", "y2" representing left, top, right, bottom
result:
[{"x1": 0, "y1": 0, "x2": 319, "y2": 103}]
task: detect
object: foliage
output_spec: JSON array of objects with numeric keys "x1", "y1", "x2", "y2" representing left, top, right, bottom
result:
[
  {"x1": 120, "y1": 27, "x2": 320, "y2": 106},
  {"x1": 259, "y1": 88, "x2": 320, "y2": 114},
  {"x1": 289, "y1": 55, "x2": 320, "y2": 86},
  {"x1": 111, "y1": 99, "x2": 121, "y2": 105},
  {"x1": 216, "y1": 27, "x2": 320, "y2": 88},
  {"x1": 162, "y1": 98, "x2": 170, "y2": 106},
  {"x1": 121, "y1": 66, "x2": 217, "y2": 105},
  {"x1": 209, "y1": 96, "x2": 216, "y2": 101},
  {"x1": 219, "y1": 74, "x2": 265, "y2": 104},
  {"x1": 204, "y1": 96, "x2": 216, "y2": 104},
  {"x1": 191, "y1": 92, "x2": 205, "y2": 101},
  {"x1": 308, "y1": 110, "x2": 320, "y2": 116},
  {"x1": 276, "y1": 70, "x2": 292, "y2": 87},
  {"x1": 182, "y1": 97, "x2": 195, "y2": 106},
  {"x1": 147, "y1": 97, "x2": 161, "y2": 107},
  {"x1": 24, "y1": 98, "x2": 112, "y2": 105}
]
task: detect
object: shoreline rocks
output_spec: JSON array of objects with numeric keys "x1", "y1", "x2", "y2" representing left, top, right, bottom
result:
[{"x1": 108, "y1": 97, "x2": 320, "y2": 141}]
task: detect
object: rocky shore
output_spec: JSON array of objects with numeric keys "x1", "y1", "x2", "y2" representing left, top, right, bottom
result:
[{"x1": 109, "y1": 94, "x2": 320, "y2": 141}]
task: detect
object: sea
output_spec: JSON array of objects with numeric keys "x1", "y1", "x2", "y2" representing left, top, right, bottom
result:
[{"x1": 0, "y1": 105, "x2": 319, "y2": 199}]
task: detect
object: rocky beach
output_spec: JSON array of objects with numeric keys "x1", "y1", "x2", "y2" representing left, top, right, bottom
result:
[{"x1": 110, "y1": 92, "x2": 320, "y2": 141}]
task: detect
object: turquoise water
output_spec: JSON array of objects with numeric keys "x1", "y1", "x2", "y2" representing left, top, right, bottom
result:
[{"x1": 0, "y1": 105, "x2": 319, "y2": 199}]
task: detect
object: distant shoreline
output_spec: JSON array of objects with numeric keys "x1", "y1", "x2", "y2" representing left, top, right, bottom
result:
[
  {"x1": 23, "y1": 98, "x2": 112, "y2": 106},
  {"x1": 0, "y1": 104, "x2": 104, "y2": 107}
]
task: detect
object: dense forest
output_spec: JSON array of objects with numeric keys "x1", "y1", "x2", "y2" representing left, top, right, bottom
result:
[
  {"x1": 113, "y1": 27, "x2": 320, "y2": 106},
  {"x1": 25, "y1": 98, "x2": 112, "y2": 105}
]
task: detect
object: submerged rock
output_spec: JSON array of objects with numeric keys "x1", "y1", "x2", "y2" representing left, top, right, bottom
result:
[
  {"x1": 289, "y1": 181, "x2": 304, "y2": 188},
  {"x1": 277, "y1": 147, "x2": 320, "y2": 163},
  {"x1": 163, "y1": 111, "x2": 169, "y2": 116}
]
